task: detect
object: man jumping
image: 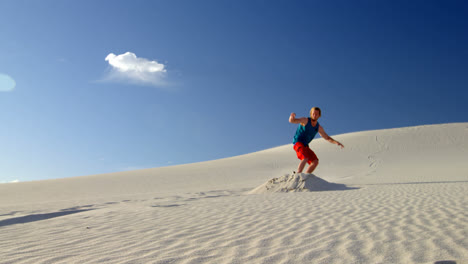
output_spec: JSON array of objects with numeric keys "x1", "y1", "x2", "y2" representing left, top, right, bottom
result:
[{"x1": 289, "y1": 107, "x2": 344, "y2": 174}]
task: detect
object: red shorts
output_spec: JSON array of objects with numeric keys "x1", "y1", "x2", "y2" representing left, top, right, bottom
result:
[{"x1": 293, "y1": 142, "x2": 318, "y2": 164}]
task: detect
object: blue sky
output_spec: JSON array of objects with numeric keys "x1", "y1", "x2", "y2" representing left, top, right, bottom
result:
[{"x1": 1, "y1": 0, "x2": 467, "y2": 182}]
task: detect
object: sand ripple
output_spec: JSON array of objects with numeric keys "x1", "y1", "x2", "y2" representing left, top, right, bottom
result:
[{"x1": 1, "y1": 181, "x2": 467, "y2": 264}]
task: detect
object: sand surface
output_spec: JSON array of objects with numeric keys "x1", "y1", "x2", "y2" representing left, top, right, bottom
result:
[{"x1": 1, "y1": 123, "x2": 467, "y2": 263}]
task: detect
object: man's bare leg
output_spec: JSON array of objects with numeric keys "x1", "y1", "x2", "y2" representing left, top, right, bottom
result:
[
  {"x1": 306, "y1": 160, "x2": 319, "y2": 174},
  {"x1": 297, "y1": 158, "x2": 309, "y2": 173}
]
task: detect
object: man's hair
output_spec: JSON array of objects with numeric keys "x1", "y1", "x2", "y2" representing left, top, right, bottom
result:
[{"x1": 310, "y1": 107, "x2": 321, "y2": 117}]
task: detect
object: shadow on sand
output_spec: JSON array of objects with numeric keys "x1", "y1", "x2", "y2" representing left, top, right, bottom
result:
[
  {"x1": 0, "y1": 209, "x2": 93, "y2": 227},
  {"x1": 303, "y1": 174, "x2": 359, "y2": 192}
]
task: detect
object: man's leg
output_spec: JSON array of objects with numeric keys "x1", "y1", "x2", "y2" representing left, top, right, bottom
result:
[
  {"x1": 297, "y1": 158, "x2": 309, "y2": 173},
  {"x1": 306, "y1": 159, "x2": 319, "y2": 174}
]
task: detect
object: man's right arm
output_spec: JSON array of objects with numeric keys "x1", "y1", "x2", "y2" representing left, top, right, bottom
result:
[{"x1": 289, "y1": 113, "x2": 308, "y2": 126}]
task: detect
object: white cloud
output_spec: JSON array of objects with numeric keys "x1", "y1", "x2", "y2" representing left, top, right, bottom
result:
[
  {"x1": 103, "y1": 52, "x2": 168, "y2": 87},
  {"x1": 0, "y1": 73, "x2": 16, "y2": 92},
  {"x1": 0, "y1": 179, "x2": 19, "y2": 184}
]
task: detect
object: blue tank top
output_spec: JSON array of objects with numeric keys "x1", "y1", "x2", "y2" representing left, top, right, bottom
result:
[{"x1": 293, "y1": 118, "x2": 319, "y2": 146}]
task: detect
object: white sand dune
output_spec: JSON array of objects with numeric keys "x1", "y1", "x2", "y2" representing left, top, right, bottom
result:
[{"x1": 0, "y1": 123, "x2": 467, "y2": 264}]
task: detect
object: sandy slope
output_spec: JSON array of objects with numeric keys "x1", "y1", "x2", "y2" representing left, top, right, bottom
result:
[{"x1": 0, "y1": 123, "x2": 467, "y2": 264}]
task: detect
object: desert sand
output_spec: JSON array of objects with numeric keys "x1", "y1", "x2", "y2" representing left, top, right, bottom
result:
[{"x1": 0, "y1": 123, "x2": 467, "y2": 264}]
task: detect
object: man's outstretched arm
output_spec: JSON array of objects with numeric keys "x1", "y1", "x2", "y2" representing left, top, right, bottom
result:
[
  {"x1": 318, "y1": 126, "x2": 344, "y2": 148},
  {"x1": 289, "y1": 113, "x2": 308, "y2": 126}
]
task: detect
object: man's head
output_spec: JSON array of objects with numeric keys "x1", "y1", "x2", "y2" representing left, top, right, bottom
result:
[{"x1": 310, "y1": 107, "x2": 321, "y2": 121}]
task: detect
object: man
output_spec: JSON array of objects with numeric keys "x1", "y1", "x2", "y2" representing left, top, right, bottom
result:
[{"x1": 289, "y1": 107, "x2": 344, "y2": 174}]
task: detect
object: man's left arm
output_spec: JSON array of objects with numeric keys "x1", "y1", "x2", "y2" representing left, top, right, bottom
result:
[{"x1": 318, "y1": 125, "x2": 344, "y2": 148}]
